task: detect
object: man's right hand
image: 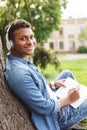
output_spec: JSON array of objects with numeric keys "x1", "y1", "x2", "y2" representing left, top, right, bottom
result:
[
  {"x1": 67, "y1": 87, "x2": 80, "y2": 104},
  {"x1": 60, "y1": 87, "x2": 80, "y2": 109}
]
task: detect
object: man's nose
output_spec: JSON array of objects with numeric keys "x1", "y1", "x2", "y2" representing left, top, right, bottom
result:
[{"x1": 26, "y1": 38, "x2": 33, "y2": 44}]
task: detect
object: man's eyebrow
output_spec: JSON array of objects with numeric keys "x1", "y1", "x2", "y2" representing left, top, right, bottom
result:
[
  {"x1": 21, "y1": 34, "x2": 34, "y2": 38},
  {"x1": 20, "y1": 34, "x2": 29, "y2": 37}
]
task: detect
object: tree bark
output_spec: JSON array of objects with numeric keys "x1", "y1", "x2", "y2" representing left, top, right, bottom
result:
[{"x1": 0, "y1": 38, "x2": 35, "y2": 130}]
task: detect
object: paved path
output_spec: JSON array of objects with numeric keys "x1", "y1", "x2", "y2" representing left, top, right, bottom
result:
[{"x1": 59, "y1": 54, "x2": 87, "y2": 60}]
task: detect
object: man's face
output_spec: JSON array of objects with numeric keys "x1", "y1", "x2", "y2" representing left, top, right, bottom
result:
[{"x1": 12, "y1": 27, "x2": 36, "y2": 60}]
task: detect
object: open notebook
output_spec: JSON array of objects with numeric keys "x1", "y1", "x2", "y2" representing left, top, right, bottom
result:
[{"x1": 55, "y1": 77, "x2": 87, "y2": 109}]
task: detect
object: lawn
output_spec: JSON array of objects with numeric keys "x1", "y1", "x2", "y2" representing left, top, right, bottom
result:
[
  {"x1": 60, "y1": 59, "x2": 87, "y2": 86},
  {"x1": 41, "y1": 59, "x2": 87, "y2": 86}
]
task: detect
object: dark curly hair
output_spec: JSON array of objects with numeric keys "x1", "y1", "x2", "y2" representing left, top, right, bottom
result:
[{"x1": 5, "y1": 19, "x2": 31, "y2": 41}]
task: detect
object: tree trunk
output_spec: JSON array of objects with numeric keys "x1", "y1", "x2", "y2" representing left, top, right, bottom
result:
[{"x1": 0, "y1": 38, "x2": 36, "y2": 130}]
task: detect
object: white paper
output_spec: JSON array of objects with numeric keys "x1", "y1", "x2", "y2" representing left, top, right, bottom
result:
[
  {"x1": 55, "y1": 77, "x2": 87, "y2": 108},
  {"x1": 46, "y1": 85, "x2": 57, "y2": 100}
]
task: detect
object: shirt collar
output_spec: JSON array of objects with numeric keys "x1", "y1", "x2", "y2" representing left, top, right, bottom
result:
[{"x1": 7, "y1": 53, "x2": 31, "y2": 64}]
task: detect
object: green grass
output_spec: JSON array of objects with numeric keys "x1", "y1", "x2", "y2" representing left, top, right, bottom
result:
[
  {"x1": 60, "y1": 59, "x2": 87, "y2": 86},
  {"x1": 41, "y1": 59, "x2": 87, "y2": 85}
]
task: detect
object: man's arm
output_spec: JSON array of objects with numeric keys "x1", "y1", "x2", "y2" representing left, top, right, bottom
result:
[
  {"x1": 49, "y1": 79, "x2": 65, "y2": 89},
  {"x1": 5, "y1": 68, "x2": 61, "y2": 115}
]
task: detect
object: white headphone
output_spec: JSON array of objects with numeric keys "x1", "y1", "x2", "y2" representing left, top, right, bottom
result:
[
  {"x1": 6, "y1": 25, "x2": 14, "y2": 49},
  {"x1": 9, "y1": 40, "x2": 14, "y2": 48}
]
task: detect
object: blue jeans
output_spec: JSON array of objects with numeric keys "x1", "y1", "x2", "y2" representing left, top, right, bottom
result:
[{"x1": 55, "y1": 70, "x2": 87, "y2": 130}]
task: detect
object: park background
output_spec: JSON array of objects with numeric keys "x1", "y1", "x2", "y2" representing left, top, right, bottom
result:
[{"x1": 0, "y1": 0, "x2": 87, "y2": 129}]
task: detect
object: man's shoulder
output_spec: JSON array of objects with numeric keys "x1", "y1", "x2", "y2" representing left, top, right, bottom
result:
[{"x1": 7, "y1": 58, "x2": 29, "y2": 70}]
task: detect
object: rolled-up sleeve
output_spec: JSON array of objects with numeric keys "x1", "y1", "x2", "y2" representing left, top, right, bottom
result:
[{"x1": 53, "y1": 98, "x2": 61, "y2": 113}]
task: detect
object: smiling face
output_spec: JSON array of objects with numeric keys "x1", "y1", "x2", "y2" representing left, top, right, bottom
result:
[{"x1": 11, "y1": 27, "x2": 36, "y2": 60}]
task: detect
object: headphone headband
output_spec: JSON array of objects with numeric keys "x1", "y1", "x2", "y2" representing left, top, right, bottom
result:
[{"x1": 6, "y1": 24, "x2": 11, "y2": 33}]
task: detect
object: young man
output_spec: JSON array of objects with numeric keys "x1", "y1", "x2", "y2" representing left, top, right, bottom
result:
[{"x1": 4, "y1": 19, "x2": 87, "y2": 130}]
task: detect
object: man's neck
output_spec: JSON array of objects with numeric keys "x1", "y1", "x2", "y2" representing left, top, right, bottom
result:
[{"x1": 11, "y1": 49, "x2": 30, "y2": 61}]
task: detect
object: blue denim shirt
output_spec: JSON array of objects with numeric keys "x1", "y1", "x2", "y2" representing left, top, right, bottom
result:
[{"x1": 4, "y1": 54, "x2": 61, "y2": 130}]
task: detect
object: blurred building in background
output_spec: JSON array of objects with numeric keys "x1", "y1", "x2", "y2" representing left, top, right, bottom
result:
[{"x1": 45, "y1": 17, "x2": 87, "y2": 53}]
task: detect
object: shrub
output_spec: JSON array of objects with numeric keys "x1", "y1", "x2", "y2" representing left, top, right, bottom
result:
[
  {"x1": 33, "y1": 46, "x2": 60, "y2": 69},
  {"x1": 77, "y1": 46, "x2": 87, "y2": 53}
]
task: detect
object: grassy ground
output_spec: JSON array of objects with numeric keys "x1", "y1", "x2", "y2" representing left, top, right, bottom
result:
[
  {"x1": 41, "y1": 59, "x2": 87, "y2": 85},
  {"x1": 40, "y1": 58, "x2": 87, "y2": 129},
  {"x1": 60, "y1": 59, "x2": 87, "y2": 86}
]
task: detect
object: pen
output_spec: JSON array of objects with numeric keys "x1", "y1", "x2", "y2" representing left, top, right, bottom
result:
[
  {"x1": 75, "y1": 84, "x2": 80, "y2": 91},
  {"x1": 76, "y1": 84, "x2": 80, "y2": 88}
]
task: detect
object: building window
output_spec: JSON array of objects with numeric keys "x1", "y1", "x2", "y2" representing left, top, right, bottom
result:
[
  {"x1": 69, "y1": 41, "x2": 75, "y2": 49},
  {"x1": 59, "y1": 41, "x2": 64, "y2": 49},
  {"x1": 68, "y1": 26, "x2": 74, "y2": 35},
  {"x1": 79, "y1": 26, "x2": 84, "y2": 34},
  {"x1": 59, "y1": 27, "x2": 63, "y2": 35},
  {"x1": 49, "y1": 42, "x2": 54, "y2": 49},
  {"x1": 79, "y1": 40, "x2": 84, "y2": 46}
]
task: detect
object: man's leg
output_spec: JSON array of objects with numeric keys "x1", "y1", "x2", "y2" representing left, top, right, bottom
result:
[
  {"x1": 55, "y1": 70, "x2": 87, "y2": 129},
  {"x1": 58, "y1": 100, "x2": 87, "y2": 130},
  {"x1": 55, "y1": 70, "x2": 75, "y2": 81}
]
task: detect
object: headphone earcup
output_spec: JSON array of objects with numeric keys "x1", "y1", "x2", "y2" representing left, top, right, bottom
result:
[{"x1": 9, "y1": 40, "x2": 14, "y2": 48}]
